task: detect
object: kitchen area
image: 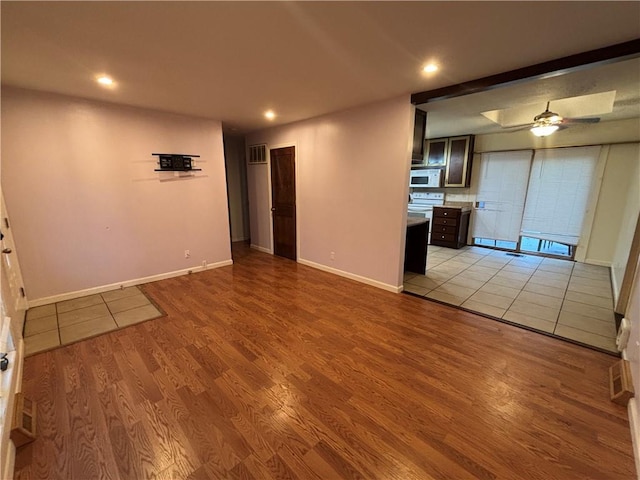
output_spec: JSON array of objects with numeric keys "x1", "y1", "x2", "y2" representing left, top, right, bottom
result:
[
  {"x1": 402, "y1": 107, "x2": 621, "y2": 354},
  {"x1": 404, "y1": 108, "x2": 474, "y2": 277}
]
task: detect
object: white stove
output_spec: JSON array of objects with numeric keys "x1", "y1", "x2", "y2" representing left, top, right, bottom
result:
[{"x1": 408, "y1": 192, "x2": 444, "y2": 243}]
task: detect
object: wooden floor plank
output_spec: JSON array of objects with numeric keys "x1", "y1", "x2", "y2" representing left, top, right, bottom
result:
[{"x1": 14, "y1": 243, "x2": 636, "y2": 479}]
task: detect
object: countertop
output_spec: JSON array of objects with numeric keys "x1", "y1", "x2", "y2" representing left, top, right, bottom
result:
[
  {"x1": 439, "y1": 202, "x2": 473, "y2": 213},
  {"x1": 407, "y1": 217, "x2": 429, "y2": 227}
]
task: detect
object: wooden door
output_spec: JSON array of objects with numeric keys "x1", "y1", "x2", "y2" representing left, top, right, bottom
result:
[{"x1": 270, "y1": 147, "x2": 296, "y2": 260}]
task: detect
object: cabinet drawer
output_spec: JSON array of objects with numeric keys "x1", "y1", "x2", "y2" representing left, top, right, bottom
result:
[
  {"x1": 433, "y1": 208, "x2": 461, "y2": 219},
  {"x1": 432, "y1": 225, "x2": 457, "y2": 235},
  {"x1": 433, "y1": 233, "x2": 456, "y2": 243},
  {"x1": 433, "y1": 217, "x2": 458, "y2": 227}
]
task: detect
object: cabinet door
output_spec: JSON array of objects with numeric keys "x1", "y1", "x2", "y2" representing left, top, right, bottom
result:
[
  {"x1": 445, "y1": 136, "x2": 472, "y2": 187},
  {"x1": 412, "y1": 110, "x2": 427, "y2": 163},
  {"x1": 425, "y1": 138, "x2": 448, "y2": 167}
]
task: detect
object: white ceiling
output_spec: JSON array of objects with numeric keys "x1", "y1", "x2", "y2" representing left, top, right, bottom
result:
[
  {"x1": 2, "y1": 2, "x2": 640, "y2": 133},
  {"x1": 421, "y1": 57, "x2": 640, "y2": 138}
]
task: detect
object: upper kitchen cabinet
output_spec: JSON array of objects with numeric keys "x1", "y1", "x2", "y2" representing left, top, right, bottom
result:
[
  {"x1": 444, "y1": 135, "x2": 474, "y2": 187},
  {"x1": 411, "y1": 109, "x2": 427, "y2": 164},
  {"x1": 425, "y1": 138, "x2": 448, "y2": 167}
]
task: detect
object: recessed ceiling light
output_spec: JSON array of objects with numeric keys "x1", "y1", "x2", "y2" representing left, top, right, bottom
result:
[
  {"x1": 96, "y1": 75, "x2": 114, "y2": 86},
  {"x1": 264, "y1": 110, "x2": 276, "y2": 120},
  {"x1": 423, "y1": 63, "x2": 438, "y2": 73}
]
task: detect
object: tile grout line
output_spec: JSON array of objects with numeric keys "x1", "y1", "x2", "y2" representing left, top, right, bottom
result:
[{"x1": 407, "y1": 246, "x2": 617, "y2": 352}]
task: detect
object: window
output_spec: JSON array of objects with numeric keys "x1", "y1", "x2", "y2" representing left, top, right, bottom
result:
[
  {"x1": 520, "y1": 146, "x2": 600, "y2": 247},
  {"x1": 471, "y1": 150, "x2": 533, "y2": 245}
]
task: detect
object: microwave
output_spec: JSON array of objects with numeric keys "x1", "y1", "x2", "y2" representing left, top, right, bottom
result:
[{"x1": 409, "y1": 169, "x2": 442, "y2": 188}]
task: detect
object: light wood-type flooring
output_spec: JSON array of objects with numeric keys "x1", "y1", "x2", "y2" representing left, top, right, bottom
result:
[{"x1": 14, "y1": 243, "x2": 636, "y2": 479}]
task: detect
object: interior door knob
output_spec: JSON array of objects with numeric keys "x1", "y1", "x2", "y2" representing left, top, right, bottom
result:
[
  {"x1": 271, "y1": 207, "x2": 276, "y2": 212},
  {"x1": 2, "y1": 248, "x2": 11, "y2": 254}
]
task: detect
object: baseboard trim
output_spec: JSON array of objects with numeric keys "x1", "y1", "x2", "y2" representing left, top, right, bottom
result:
[
  {"x1": 628, "y1": 397, "x2": 640, "y2": 480},
  {"x1": 298, "y1": 258, "x2": 402, "y2": 293},
  {"x1": 622, "y1": 349, "x2": 640, "y2": 479},
  {"x1": 583, "y1": 259, "x2": 612, "y2": 267},
  {"x1": 27, "y1": 259, "x2": 234, "y2": 308},
  {"x1": 250, "y1": 244, "x2": 273, "y2": 254}
]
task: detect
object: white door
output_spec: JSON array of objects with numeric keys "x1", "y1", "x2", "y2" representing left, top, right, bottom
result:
[{"x1": 1, "y1": 191, "x2": 28, "y2": 338}]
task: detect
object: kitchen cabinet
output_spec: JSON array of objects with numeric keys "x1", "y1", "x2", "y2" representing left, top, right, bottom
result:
[
  {"x1": 431, "y1": 206, "x2": 470, "y2": 249},
  {"x1": 412, "y1": 109, "x2": 427, "y2": 163},
  {"x1": 444, "y1": 135, "x2": 474, "y2": 187},
  {"x1": 425, "y1": 138, "x2": 448, "y2": 167},
  {"x1": 405, "y1": 218, "x2": 429, "y2": 274}
]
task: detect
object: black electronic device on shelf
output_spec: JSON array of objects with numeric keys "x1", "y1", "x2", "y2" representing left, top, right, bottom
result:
[{"x1": 152, "y1": 153, "x2": 201, "y2": 172}]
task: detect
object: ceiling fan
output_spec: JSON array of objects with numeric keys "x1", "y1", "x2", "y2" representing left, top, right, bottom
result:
[{"x1": 506, "y1": 102, "x2": 601, "y2": 137}]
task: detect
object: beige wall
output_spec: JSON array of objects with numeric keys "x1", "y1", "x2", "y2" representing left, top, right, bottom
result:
[
  {"x1": 610, "y1": 144, "x2": 640, "y2": 300},
  {"x1": 246, "y1": 96, "x2": 413, "y2": 290},
  {"x1": 1, "y1": 87, "x2": 232, "y2": 303},
  {"x1": 587, "y1": 143, "x2": 640, "y2": 277}
]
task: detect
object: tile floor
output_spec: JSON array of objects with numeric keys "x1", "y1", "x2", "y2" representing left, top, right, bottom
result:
[
  {"x1": 24, "y1": 286, "x2": 163, "y2": 356},
  {"x1": 404, "y1": 245, "x2": 618, "y2": 353}
]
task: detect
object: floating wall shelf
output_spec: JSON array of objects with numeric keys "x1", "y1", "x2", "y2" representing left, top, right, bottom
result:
[{"x1": 152, "y1": 153, "x2": 201, "y2": 172}]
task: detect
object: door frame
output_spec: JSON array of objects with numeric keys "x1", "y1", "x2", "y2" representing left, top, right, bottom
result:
[
  {"x1": 0, "y1": 190, "x2": 28, "y2": 340},
  {"x1": 267, "y1": 142, "x2": 299, "y2": 260}
]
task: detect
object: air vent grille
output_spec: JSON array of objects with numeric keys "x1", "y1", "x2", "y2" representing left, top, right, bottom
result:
[{"x1": 248, "y1": 144, "x2": 267, "y2": 164}]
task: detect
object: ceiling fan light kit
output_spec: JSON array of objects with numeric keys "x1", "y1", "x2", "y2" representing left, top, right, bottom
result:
[{"x1": 530, "y1": 124, "x2": 560, "y2": 137}]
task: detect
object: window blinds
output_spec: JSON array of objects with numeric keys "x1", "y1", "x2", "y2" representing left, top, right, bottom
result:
[
  {"x1": 472, "y1": 150, "x2": 533, "y2": 242},
  {"x1": 520, "y1": 146, "x2": 600, "y2": 244}
]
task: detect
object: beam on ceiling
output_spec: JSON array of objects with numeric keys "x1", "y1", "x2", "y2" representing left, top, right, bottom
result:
[{"x1": 411, "y1": 38, "x2": 640, "y2": 105}]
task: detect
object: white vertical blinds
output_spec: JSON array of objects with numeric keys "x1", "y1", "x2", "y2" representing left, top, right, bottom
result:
[
  {"x1": 472, "y1": 150, "x2": 533, "y2": 242},
  {"x1": 520, "y1": 146, "x2": 600, "y2": 244}
]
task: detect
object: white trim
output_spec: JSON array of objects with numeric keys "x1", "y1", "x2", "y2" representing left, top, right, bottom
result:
[
  {"x1": 622, "y1": 348, "x2": 640, "y2": 480},
  {"x1": 27, "y1": 259, "x2": 233, "y2": 307},
  {"x1": 250, "y1": 244, "x2": 273, "y2": 254},
  {"x1": 611, "y1": 266, "x2": 621, "y2": 307},
  {"x1": 3, "y1": 442, "x2": 15, "y2": 480},
  {"x1": 298, "y1": 258, "x2": 402, "y2": 293},
  {"x1": 628, "y1": 398, "x2": 640, "y2": 480},
  {"x1": 15, "y1": 338, "x2": 24, "y2": 393},
  {"x1": 583, "y1": 259, "x2": 612, "y2": 267}
]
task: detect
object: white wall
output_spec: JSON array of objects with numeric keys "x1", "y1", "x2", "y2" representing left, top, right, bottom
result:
[
  {"x1": 587, "y1": 142, "x2": 639, "y2": 267},
  {"x1": 1, "y1": 87, "x2": 232, "y2": 304},
  {"x1": 224, "y1": 134, "x2": 250, "y2": 242},
  {"x1": 246, "y1": 96, "x2": 413, "y2": 290},
  {"x1": 623, "y1": 253, "x2": 640, "y2": 479},
  {"x1": 475, "y1": 117, "x2": 640, "y2": 152}
]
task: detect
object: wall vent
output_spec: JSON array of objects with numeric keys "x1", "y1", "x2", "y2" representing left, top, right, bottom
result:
[{"x1": 248, "y1": 144, "x2": 267, "y2": 164}]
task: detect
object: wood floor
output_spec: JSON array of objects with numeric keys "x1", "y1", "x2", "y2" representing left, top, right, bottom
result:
[{"x1": 14, "y1": 244, "x2": 636, "y2": 479}]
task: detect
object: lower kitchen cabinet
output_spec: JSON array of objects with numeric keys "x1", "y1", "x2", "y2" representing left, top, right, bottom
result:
[{"x1": 431, "y1": 206, "x2": 470, "y2": 249}]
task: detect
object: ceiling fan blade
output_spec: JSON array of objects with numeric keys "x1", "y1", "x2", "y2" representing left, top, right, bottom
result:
[
  {"x1": 562, "y1": 117, "x2": 600, "y2": 124},
  {"x1": 501, "y1": 123, "x2": 534, "y2": 132}
]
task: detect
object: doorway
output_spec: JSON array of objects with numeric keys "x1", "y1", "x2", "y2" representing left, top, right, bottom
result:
[
  {"x1": 1, "y1": 191, "x2": 28, "y2": 338},
  {"x1": 270, "y1": 146, "x2": 296, "y2": 260}
]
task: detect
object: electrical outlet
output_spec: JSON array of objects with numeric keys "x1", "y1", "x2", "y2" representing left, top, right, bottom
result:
[
  {"x1": 330, "y1": 251, "x2": 335, "y2": 260},
  {"x1": 184, "y1": 250, "x2": 190, "y2": 258}
]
